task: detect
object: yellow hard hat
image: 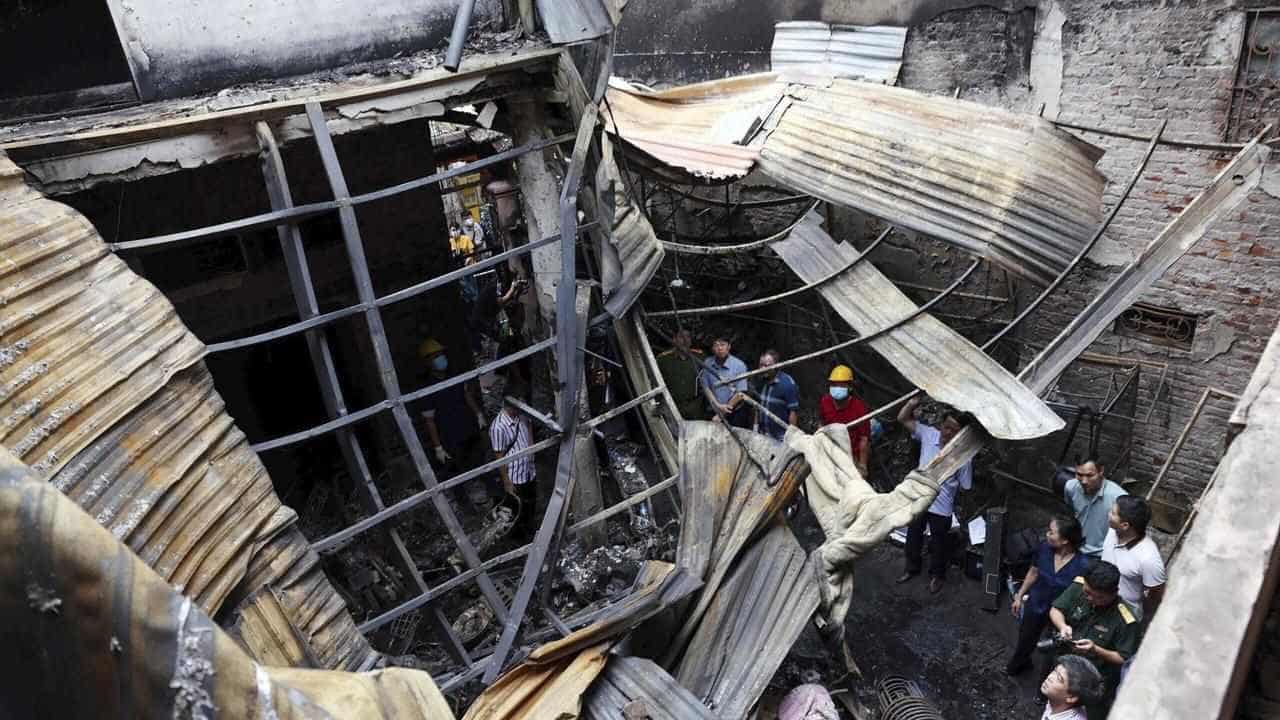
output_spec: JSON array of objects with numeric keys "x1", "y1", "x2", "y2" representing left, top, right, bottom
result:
[
  {"x1": 828, "y1": 365, "x2": 854, "y2": 383},
  {"x1": 418, "y1": 338, "x2": 445, "y2": 359}
]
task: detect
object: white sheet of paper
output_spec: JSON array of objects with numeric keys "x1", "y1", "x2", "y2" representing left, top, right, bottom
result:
[{"x1": 968, "y1": 516, "x2": 987, "y2": 545}]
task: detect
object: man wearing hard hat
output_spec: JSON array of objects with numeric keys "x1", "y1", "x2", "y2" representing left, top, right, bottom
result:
[
  {"x1": 417, "y1": 338, "x2": 488, "y2": 504},
  {"x1": 817, "y1": 365, "x2": 871, "y2": 477}
]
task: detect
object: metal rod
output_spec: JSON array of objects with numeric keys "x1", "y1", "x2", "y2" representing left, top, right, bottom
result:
[
  {"x1": 715, "y1": 259, "x2": 982, "y2": 389},
  {"x1": 1169, "y1": 465, "x2": 1222, "y2": 559},
  {"x1": 506, "y1": 395, "x2": 562, "y2": 433},
  {"x1": 1146, "y1": 386, "x2": 1239, "y2": 501},
  {"x1": 648, "y1": 225, "x2": 893, "y2": 318},
  {"x1": 305, "y1": 101, "x2": 511, "y2": 626},
  {"x1": 444, "y1": 0, "x2": 478, "y2": 72},
  {"x1": 251, "y1": 337, "x2": 555, "y2": 453},
  {"x1": 660, "y1": 200, "x2": 821, "y2": 255},
  {"x1": 1051, "y1": 118, "x2": 1247, "y2": 152},
  {"x1": 110, "y1": 132, "x2": 575, "y2": 253},
  {"x1": 567, "y1": 474, "x2": 678, "y2": 534}
]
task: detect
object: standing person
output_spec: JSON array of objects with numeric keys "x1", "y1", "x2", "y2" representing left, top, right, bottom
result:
[
  {"x1": 1048, "y1": 561, "x2": 1139, "y2": 719},
  {"x1": 463, "y1": 216, "x2": 486, "y2": 255},
  {"x1": 656, "y1": 329, "x2": 704, "y2": 420},
  {"x1": 895, "y1": 395, "x2": 974, "y2": 593},
  {"x1": 1065, "y1": 458, "x2": 1127, "y2": 558},
  {"x1": 490, "y1": 394, "x2": 537, "y2": 540},
  {"x1": 1039, "y1": 656, "x2": 1105, "y2": 720},
  {"x1": 417, "y1": 338, "x2": 488, "y2": 505},
  {"x1": 751, "y1": 349, "x2": 799, "y2": 441},
  {"x1": 448, "y1": 224, "x2": 474, "y2": 259},
  {"x1": 1006, "y1": 515, "x2": 1090, "y2": 676},
  {"x1": 1101, "y1": 496, "x2": 1166, "y2": 622},
  {"x1": 817, "y1": 365, "x2": 871, "y2": 476},
  {"x1": 699, "y1": 335, "x2": 750, "y2": 428}
]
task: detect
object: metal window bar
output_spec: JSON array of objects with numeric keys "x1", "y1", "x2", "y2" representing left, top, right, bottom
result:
[
  {"x1": 109, "y1": 132, "x2": 577, "y2": 254},
  {"x1": 255, "y1": 121, "x2": 470, "y2": 665},
  {"x1": 303, "y1": 101, "x2": 512, "y2": 627}
]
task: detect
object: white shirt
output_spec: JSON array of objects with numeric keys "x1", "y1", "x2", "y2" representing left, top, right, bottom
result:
[
  {"x1": 914, "y1": 423, "x2": 973, "y2": 517},
  {"x1": 1042, "y1": 703, "x2": 1087, "y2": 720},
  {"x1": 1101, "y1": 528, "x2": 1166, "y2": 620}
]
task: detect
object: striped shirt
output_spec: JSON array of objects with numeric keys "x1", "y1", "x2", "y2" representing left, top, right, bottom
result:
[{"x1": 489, "y1": 410, "x2": 535, "y2": 485}]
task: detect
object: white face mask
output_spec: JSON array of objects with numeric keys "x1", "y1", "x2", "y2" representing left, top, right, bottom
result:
[{"x1": 829, "y1": 386, "x2": 849, "y2": 401}]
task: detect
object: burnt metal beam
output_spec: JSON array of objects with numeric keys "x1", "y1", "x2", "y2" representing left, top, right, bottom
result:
[
  {"x1": 255, "y1": 121, "x2": 470, "y2": 665},
  {"x1": 304, "y1": 101, "x2": 511, "y2": 626},
  {"x1": 109, "y1": 132, "x2": 576, "y2": 254},
  {"x1": 567, "y1": 474, "x2": 678, "y2": 534}
]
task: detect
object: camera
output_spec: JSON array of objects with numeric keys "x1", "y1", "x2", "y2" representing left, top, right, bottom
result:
[{"x1": 1035, "y1": 633, "x2": 1076, "y2": 653}]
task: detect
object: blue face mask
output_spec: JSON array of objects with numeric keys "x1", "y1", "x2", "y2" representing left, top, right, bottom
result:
[
  {"x1": 432, "y1": 355, "x2": 449, "y2": 372},
  {"x1": 829, "y1": 386, "x2": 849, "y2": 401}
]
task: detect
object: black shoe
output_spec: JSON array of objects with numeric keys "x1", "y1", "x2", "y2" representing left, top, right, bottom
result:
[{"x1": 895, "y1": 572, "x2": 917, "y2": 584}]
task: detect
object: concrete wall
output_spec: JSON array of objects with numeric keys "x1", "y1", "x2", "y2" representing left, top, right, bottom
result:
[{"x1": 105, "y1": 0, "x2": 503, "y2": 99}]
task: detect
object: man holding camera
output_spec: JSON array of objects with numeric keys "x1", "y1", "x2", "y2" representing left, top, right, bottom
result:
[{"x1": 1047, "y1": 561, "x2": 1139, "y2": 719}]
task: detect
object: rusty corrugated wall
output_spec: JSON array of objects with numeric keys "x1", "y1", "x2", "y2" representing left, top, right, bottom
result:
[{"x1": 0, "y1": 153, "x2": 378, "y2": 671}]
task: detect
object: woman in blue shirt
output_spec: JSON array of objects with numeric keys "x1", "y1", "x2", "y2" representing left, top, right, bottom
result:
[{"x1": 1005, "y1": 514, "x2": 1089, "y2": 676}]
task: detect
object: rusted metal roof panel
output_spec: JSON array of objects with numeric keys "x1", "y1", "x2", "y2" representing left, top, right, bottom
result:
[
  {"x1": 604, "y1": 75, "x2": 1105, "y2": 282},
  {"x1": 0, "y1": 153, "x2": 378, "y2": 671},
  {"x1": 772, "y1": 211, "x2": 1063, "y2": 440},
  {"x1": 536, "y1": 0, "x2": 616, "y2": 44},
  {"x1": 464, "y1": 642, "x2": 612, "y2": 720},
  {"x1": 598, "y1": 139, "x2": 665, "y2": 318},
  {"x1": 759, "y1": 79, "x2": 1105, "y2": 283},
  {"x1": 0, "y1": 446, "x2": 455, "y2": 718},
  {"x1": 673, "y1": 522, "x2": 821, "y2": 719},
  {"x1": 583, "y1": 656, "x2": 716, "y2": 720},
  {"x1": 603, "y1": 75, "x2": 783, "y2": 180},
  {"x1": 772, "y1": 22, "x2": 907, "y2": 84}
]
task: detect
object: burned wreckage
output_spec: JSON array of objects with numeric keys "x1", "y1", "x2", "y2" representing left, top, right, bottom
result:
[{"x1": 0, "y1": 0, "x2": 1273, "y2": 718}]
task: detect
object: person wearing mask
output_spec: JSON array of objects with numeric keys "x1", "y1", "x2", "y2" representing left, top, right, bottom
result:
[
  {"x1": 1101, "y1": 495, "x2": 1166, "y2": 622},
  {"x1": 1006, "y1": 515, "x2": 1090, "y2": 676},
  {"x1": 463, "y1": 215, "x2": 486, "y2": 255},
  {"x1": 1065, "y1": 458, "x2": 1127, "y2": 557},
  {"x1": 895, "y1": 395, "x2": 974, "y2": 593},
  {"x1": 448, "y1": 224, "x2": 474, "y2": 259},
  {"x1": 751, "y1": 349, "x2": 799, "y2": 441},
  {"x1": 656, "y1": 329, "x2": 704, "y2": 420},
  {"x1": 817, "y1": 365, "x2": 871, "y2": 476},
  {"x1": 1048, "y1": 561, "x2": 1139, "y2": 718},
  {"x1": 490, "y1": 393, "x2": 537, "y2": 539},
  {"x1": 699, "y1": 335, "x2": 750, "y2": 428},
  {"x1": 1039, "y1": 655, "x2": 1105, "y2": 720},
  {"x1": 417, "y1": 339, "x2": 487, "y2": 504}
]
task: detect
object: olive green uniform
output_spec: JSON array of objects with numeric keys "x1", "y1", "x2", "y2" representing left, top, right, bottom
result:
[
  {"x1": 656, "y1": 348, "x2": 703, "y2": 420},
  {"x1": 1051, "y1": 577, "x2": 1139, "y2": 719}
]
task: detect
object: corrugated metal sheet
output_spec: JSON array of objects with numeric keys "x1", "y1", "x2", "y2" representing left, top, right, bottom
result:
[
  {"x1": 772, "y1": 211, "x2": 1063, "y2": 440},
  {"x1": 597, "y1": 138, "x2": 665, "y2": 318},
  {"x1": 536, "y1": 0, "x2": 615, "y2": 44},
  {"x1": 463, "y1": 642, "x2": 612, "y2": 720},
  {"x1": 602, "y1": 75, "x2": 782, "y2": 180},
  {"x1": 0, "y1": 153, "x2": 377, "y2": 671},
  {"x1": 760, "y1": 79, "x2": 1105, "y2": 283},
  {"x1": 583, "y1": 656, "x2": 716, "y2": 720},
  {"x1": 673, "y1": 522, "x2": 821, "y2": 719},
  {"x1": 0, "y1": 446, "x2": 455, "y2": 719},
  {"x1": 527, "y1": 561, "x2": 701, "y2": 665},
  {"x1": 603, "y1": 75, "x2": 1105, "y2": 283},
  {"x1": 772, "y1": 22, "x2": 907, "y2": 84},
  {"x1": 667, "y1": 421, "x2": 806, "y2": 663}
]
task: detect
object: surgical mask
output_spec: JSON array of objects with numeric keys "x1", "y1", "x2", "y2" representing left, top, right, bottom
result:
[
  {"x1": 432, "y1": 355, "x2": 449, "y2": 372},
  {"x1": 829, "y1": 386, "x2": 849, "y2": 401}
]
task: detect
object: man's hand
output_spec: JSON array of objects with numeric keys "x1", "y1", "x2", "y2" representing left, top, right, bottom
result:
[
  {"x1": 1059, "y1": 625, "x2": 1074, "y2": 641},
  {"x1": 1011, "y1": 595, "x2": 1023, "y2": 618},
  {"x1": 1073, "y1": 639, "x2": 1095, "y2": 656},
  {"x1": 503, "y1": 476, "x2": 515, "y2": 495},
  {"x1": 434, "y1": 446, "x2": 451, "y2": 464},
  {"x1": 475, "y1": 412, "x2": 487, "y2": 430}
]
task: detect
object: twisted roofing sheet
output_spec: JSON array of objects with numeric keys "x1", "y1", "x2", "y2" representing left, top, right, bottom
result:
[
  {"x1": 603, "y1": 75, "x2": 1105, "y2": 283},
  {"x1": 583, "y1": 656, "x2": 716, "y2": 720},
  {"x1": 772, "y1": 22, "x2": 907, "y2": 84},
  {"x1": 0, "y1": 153, "x2": 377, "y2": 671},
  {"x1": 771, "y1": 212, "x2": 1063, "y2": 440}
]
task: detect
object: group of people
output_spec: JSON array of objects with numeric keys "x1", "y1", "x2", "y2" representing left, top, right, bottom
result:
[{"x1": 1007, "y1": 460, "x2": 1167, "y2": 719}]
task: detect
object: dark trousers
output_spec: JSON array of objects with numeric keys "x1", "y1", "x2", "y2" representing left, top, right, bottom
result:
[
  {"x1": 1008, "y1": 609, "x2": 1050, "y2": 671},
  {"x1": 904, "y1": 511, "x2": 952, "y2": 578},
  {"x1": 510, "y1": 481, "x2": 539, "y2": 538}
]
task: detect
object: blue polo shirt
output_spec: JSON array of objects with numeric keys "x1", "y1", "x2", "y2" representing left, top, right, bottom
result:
[
  {"x1": 1064, "y1": 478, "x2": 1127, "y2": 557},
  {"x1": 699, "y1": 354, "x2": 748, "y2": 406},
  {"x1": 754, "y1": 371, "x2": 800, "y2": 440}
]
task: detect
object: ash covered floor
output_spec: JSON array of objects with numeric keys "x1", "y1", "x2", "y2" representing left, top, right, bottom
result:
[{"x1": 841, "y1": 542, "x2": 1044, "y2": 719}]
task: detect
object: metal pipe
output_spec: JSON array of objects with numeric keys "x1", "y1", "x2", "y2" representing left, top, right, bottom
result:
[
  {"x1": 1146, "y1": 386, "x2": 1239, "y2": 501},
  {"x1": 444, "y1": 0, "x2": 478, "y2": 72}
]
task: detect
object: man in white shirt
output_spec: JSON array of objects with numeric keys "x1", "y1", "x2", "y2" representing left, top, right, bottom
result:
[
  {"x1": 1040, "y1": 655, "x2": 1103, "y2": 720},
  {"x1": 1101, "y1": 495, "x2": 1166, "y2": 621},
  {"x1": 895, "y1": 396, "x2": 974, "y2": 594}
]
